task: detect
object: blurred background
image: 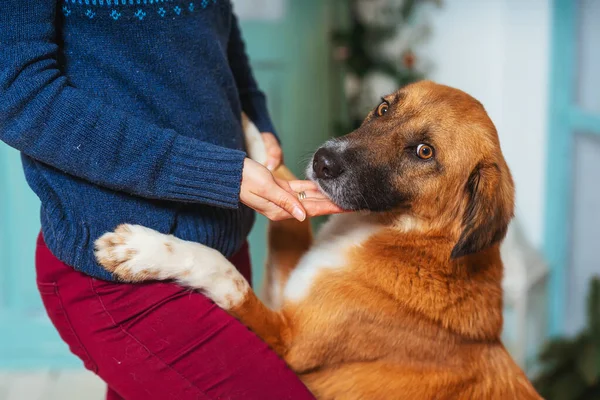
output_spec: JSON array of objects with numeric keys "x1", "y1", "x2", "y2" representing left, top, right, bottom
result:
[{"x1": 1, "y1": 0, "x2": 599, "y2": 399}]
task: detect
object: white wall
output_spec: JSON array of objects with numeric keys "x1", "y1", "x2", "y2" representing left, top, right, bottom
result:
[{"x1": 422, "y1": 0, "x2": 552, "y2": 249}]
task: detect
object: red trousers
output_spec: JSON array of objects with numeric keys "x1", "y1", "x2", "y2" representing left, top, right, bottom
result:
[{"x1": 35, "y1": 233, "x2": 314, "y2": 400}]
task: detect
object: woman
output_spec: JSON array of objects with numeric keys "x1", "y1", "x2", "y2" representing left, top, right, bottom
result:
[{"x1": 0, "y1": 0, "x2": 340, "y2": 398}]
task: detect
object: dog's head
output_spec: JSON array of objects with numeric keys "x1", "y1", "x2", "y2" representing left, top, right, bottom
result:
[{"x1": 308, "y1": 81, "x2": 514, "y2": 258}]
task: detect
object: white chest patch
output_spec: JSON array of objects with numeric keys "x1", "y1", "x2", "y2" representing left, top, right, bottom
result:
[{"x1": 283, "y1": 214, "x2": 382, "y2": 303}]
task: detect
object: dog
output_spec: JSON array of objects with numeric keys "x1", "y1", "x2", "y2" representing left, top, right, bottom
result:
[{"x1": 95, "y1": 81, "x2": 542, "y2": 399}]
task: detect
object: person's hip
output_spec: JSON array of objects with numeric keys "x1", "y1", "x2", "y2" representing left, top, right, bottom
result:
[
  {"x1": 35, "y1": 231, "x2": 252, "y2": 285},
  {"x1": 37, "y1": 196, "x2": 254, "y2": 281}
]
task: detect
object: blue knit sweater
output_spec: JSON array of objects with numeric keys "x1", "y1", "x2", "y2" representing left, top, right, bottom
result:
[{"x1": 0, "y1": 0, "x2": 275, "y2": 280}]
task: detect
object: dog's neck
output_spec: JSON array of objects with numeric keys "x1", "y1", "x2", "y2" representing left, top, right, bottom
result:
[{"x1": 343, "y1": 214, "x2": 504, "y2": 342}]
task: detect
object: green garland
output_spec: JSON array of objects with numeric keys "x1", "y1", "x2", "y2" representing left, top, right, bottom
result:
[{"x1": 332, "y1": 0, "x2": 440, "y2": 132}]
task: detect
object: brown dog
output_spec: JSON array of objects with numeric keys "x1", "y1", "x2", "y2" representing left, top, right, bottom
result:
[{"x1": 95, "y1": 81, "x2": 541, "y2": 399}]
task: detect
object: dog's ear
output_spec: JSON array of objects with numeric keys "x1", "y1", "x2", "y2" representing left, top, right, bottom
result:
[{"x1": 451, "y1": 162, "x2": 514, "y2": 259}]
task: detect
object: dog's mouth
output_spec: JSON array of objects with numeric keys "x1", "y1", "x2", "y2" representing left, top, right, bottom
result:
[
  {"x1": 305, "y1": 153, "x2": 365, "y2": 211},
  {"x1": 305, "y1": 165, "x2": 336, "y2": 202},
  {"x1": 308, "y1": 174, "x2": 346, "y2": 207}
]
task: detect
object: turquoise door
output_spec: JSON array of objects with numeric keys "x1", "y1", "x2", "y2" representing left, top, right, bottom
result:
[
  {"x1": 0, "y1": 0, "x2": 338, "y2": 368},
  {"x1": 545, "y1": 0, "x2": 600, "y2": 336}
]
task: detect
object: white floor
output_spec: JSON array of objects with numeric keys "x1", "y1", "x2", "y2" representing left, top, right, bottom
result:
[{"x1": 0, "y1": 370, "x2": 105, "y2": 400}]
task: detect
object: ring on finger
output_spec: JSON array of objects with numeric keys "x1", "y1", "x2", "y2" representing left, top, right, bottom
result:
[{"x1": 297, "y1": 191, "x2": 307, "y2": 200}]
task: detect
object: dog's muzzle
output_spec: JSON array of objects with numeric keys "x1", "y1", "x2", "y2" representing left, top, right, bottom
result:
[{"x1": 312, "y1": 147, "x2": 344, "y2": 180}]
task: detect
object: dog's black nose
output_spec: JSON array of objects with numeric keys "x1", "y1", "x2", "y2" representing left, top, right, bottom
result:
[{"x1": 313, "y1": 147, "x2": 344, "y2": 180}]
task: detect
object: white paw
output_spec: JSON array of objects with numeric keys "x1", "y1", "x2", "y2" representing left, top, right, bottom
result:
[
  {"x1": 94, "y1": 224, "x2": 186, "y2": 282},
  {"x1": 94, "y1": 224, "x2": 250, "y2": 309}
]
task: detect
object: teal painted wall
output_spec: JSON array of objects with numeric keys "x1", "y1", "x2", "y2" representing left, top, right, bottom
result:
[{"x1": 0, "y1": 145, "x2": 78, "y2": 368}]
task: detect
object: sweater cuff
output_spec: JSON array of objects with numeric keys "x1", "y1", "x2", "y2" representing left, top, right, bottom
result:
[
  {"x1": 239, "y1": 89, "x2": 279, "y2": 141},
  {"x1": 161, "y1": 135, "x2": 246, "y2": 209}
]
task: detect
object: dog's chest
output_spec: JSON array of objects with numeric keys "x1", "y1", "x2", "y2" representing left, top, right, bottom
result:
[{"x1": 283, "y1": 214, "x2": 381, "y2": 302}]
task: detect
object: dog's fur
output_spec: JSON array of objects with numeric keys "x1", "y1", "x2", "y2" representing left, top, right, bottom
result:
[{"x1": 95, "y1": 81, "x2": 541, "y2": 399}]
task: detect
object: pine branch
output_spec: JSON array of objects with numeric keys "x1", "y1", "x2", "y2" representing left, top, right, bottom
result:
[{"x1": 534, "y1": 277, "x2": 600, "y2": 399}]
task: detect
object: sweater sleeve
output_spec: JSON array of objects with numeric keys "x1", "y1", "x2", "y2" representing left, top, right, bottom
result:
[
  {"x1": 227, "y1": 12, "x2": 278, "y2": 138},
  {"x1": 0, "y1": 1, "x2": 245, "y2": 209}
]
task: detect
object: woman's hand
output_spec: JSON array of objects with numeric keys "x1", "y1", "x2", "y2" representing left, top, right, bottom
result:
[
  {"x1": 261, "y1": 132, "x2": 283, "y2": 171},
  {"x1": 240, "y1": 158, "x2": 344, "y2": 222}
]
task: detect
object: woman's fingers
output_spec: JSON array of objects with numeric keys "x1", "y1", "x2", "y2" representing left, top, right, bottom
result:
[
  {"x1": 299, "y1": 189, "x2": 327, "y2": 199},
  {"x1": 240, "y1": 158, "x2": 344, "y2": 222},
  {"x1": 275, "y1": 179, "x2": 328, "y2": 200},
  {"x1": 288, "y1": 180, "x2": 320, "y2": 193},
  {"x1": 250, "y1": 193, "x2": 345, "y2": 221},
  {"x1": 287, "y1": 180, "x2": 333, "y2": 200},
  {"x1": 257, "y1": 181, "x2": 306, "y2": 221},
  {"x1": 301, "y1": 199, "x2": 346, "y2": 217},
  {"x1": 240, "y1": 158, "x2": 306, "y2": 222},
  {"x1": 248, "y1": 191, "x2": 345, "y2": 221},
  {"x1": 244, "y1": 191, "x2": 296, "y2": 221}
]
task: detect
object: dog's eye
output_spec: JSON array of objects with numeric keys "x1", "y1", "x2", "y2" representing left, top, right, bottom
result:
[
  {"x1": 416, "y1": 144, "x2": 434, "y2": 160},
  {"x1": 376, "y1": 101, "x2": 389, "y2": 117}
]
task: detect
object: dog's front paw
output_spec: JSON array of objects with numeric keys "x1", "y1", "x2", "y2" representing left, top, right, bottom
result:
[
  {"x1": 94, "y1": 224, "x2": 250, "y2": 308},
  {"x1": 94, "y1": 224, "x2": 182, "y2": 282}
]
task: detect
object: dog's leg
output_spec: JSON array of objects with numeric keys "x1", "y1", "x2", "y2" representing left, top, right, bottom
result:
[
  {"x1": 241, "y1": 112, "x2": 314, "y2": 308},
  {"x1": 241, "y1": 112, "x2": 268, "y2": 165},
  {"x1": 94, "y1": 224, "x2": 292, "y2": 356},
  {"x1": 262, "y1": 165, "x2": 313, "y2": 308}
]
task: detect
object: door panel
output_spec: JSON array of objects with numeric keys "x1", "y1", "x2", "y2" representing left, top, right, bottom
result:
[
  {"x1": 576, "y1": 0, "x2": 600, "y2": 114},
  {"x1": 566, "y1": 133, "x2": 600, "y2": 335}
]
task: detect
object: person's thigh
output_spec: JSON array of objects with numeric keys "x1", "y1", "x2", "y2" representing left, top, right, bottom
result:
[{"x1": 36, "y1": 236, "x2": 314, "y2": 400}]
